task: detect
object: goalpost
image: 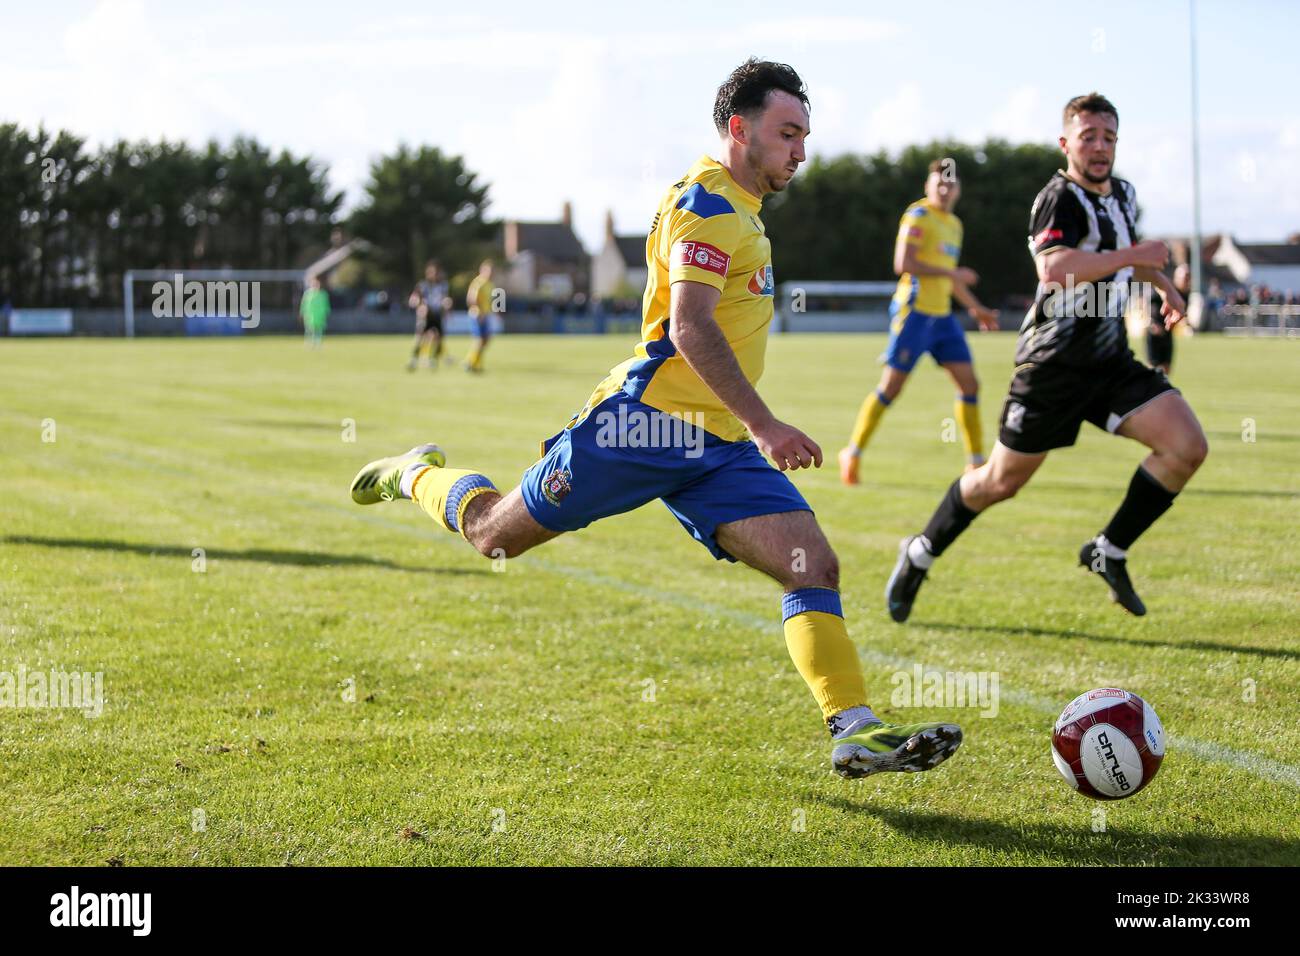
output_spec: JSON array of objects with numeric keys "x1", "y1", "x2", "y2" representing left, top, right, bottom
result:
[{"x1": 121, "y1": 268, "x2": 308, "y2": 338}]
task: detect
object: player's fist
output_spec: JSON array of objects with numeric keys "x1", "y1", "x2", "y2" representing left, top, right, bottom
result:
[
  {"x1": 953, "y1": 266, "x2": 979, "y2": 287},
  {"x1": 1130, "y1": 240, "x2": 1170, "y2": 270},
  {"x1": 1160, "y1": 289, "x2": 1187, "y2": 329},
  {"x1": 972, "y1": 306, "x2": 1000, "y2": 332},
  {"x1": 751, "y1": 418, "x2": 823, "y2": 472}
]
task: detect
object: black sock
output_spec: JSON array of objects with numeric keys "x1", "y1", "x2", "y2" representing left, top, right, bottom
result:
[
  {"x1": 1101, "y1": 467, "x2": 1178, "y2": 551},
  {"x1": 922, "y1": 479, "x2": 978, "y2": 557}
]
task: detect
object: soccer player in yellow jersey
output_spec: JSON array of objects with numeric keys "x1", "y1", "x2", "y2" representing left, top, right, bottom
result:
[
  {"x1": 838, "y1": 160, "x2": 1000, "y2": 485},
  {"x1": 348, "y1": 60, "x2": 964, "y2": 778},
  {"x1": 464, "y1": 260, "x2": 495, "y2": 373}
]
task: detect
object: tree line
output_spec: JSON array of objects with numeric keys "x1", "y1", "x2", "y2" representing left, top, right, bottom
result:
[{"x1": 1, "y1": 121, "x2": 1071, "y2": 310}]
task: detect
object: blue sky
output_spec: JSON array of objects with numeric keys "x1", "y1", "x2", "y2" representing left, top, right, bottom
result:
[{"x1": 5, "y1": 0, "x2": 1297, "y2": 256}]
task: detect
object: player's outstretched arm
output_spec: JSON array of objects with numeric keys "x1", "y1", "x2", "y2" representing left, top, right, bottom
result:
[
  {"x1": 1036, "y1": 240, "x2": 1168, "y2": 286},
  {"x1": 668, "y1": 280, "x2": 821, "y2": 472}
]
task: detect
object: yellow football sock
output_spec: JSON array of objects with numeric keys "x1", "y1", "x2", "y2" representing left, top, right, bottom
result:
[
  {"x1": 410, "y1": 466, "x2": 498, "y2": 537},
  {"x1": 848, "y1": 389, "x2": 891, "y2": 452},
  {"x1": 466, "y1": 344, "x2": 483, "y2": 370},
  {"x1": 955, "y1": 394, "x2": 983, "y2": 463},
  {"x1": 781, "y1": 588, "x2": 868, "y2": 720}
]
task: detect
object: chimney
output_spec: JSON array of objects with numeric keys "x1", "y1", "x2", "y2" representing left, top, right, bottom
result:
[
  {"x1": 562, "y1": 201, "x2": 573, "y2": 228},
  {"x1": 605, "y1": 210, "x2": 615, "y2": 242}
]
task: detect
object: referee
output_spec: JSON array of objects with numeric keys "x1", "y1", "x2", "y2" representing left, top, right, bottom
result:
[{"x1": 887, "y1": 92, "x2": 1209, "y2": 620}]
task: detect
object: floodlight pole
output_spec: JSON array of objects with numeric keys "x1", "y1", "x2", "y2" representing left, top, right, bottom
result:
[{"x1": 1188, "y1": 0, "x2": 1204, "y2": 300}]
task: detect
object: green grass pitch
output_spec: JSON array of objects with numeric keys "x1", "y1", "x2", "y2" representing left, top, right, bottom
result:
[{"x1": 1, "y1": 332, "x2": 1296, "y2": 866}]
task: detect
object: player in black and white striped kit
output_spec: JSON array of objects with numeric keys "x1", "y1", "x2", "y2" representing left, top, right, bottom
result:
[
  {"x1": 407, "y1": 260, "x2": 453, "y2": 371},
  {"x1": 887, "y1": 93, "x2": 1208, "y2": 620}
]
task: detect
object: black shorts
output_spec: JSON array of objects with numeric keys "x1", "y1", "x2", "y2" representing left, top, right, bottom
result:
[
  {"x1": 1145, "y1": 327, "x2": 1174, "y2": 366},
  {"x1": 416, "y1": 310, "x2": 444, "y2": 335},
  {"x1": 998, "y1": 353, "x2": 1178, "y2": 454}
]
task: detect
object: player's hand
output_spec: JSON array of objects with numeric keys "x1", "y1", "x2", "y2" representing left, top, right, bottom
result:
[
  {"x1": 750, "y1": 417, "x2": 823, "y2": 472},
  {"x1": 952, "y1": 266, "x2": 979, "y2": 287},
  {"x1": 972, "y1": 306, "x2": 1000, "y2": 332},
  {"x1": 1129, "y1": 240, "x2": 1170, "y2": 270},
  {"x1": 408, "y1": 293, "x2": 421, "y2": 309},
  {"x1": 1160, "y1": 288, "x2": 1187, "y2": 329}
]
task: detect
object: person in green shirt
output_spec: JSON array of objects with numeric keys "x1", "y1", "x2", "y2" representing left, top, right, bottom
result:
[{"x1": 300, "y1": 276, "x2": 330, "y2": 348}]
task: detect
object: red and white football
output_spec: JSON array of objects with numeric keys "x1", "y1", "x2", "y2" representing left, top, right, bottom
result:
[{"x1": 1051, "y1": 688, "x2": 1165, "y2": 800}]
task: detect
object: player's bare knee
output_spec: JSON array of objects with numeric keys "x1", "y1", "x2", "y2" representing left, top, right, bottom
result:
[
  {"x1": 990, "y1": 471, "x2": 1025, "y2": 502},
  {"x1": 1184, "y1": 431, "x2": 1209, "y2": 472}
]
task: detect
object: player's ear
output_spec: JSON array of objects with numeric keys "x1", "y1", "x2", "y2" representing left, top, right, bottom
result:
[
  {"x1": 728, "y1": 114, "x2": 748, "y2": 145},
  {"x1": 1058, "y1": 135, "x2": 1068, "y2": 154}
]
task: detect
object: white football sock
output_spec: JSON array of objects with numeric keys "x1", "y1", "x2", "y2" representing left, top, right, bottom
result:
[
  {"x1": 399, "y1": 462, "x2": 431, "y2": 500},
  {"x1": 827, "y1": 705, "x2": 882, "y2": 738},
  {"x1": 908, "y1": 535, "x2": 935, "y2": 569},
  {"x1": 1095, "y1": 534, "x2": 1127, "y2": 560}
]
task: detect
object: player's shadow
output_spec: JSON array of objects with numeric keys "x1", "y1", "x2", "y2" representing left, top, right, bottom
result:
[
  {"x1": 2, "y1": 535, "x2": 482, "y2": 575},
  {"x1": 812, "y1": 798, "x2": 1299, "y2": 866},
  {"x1": 912, "y1": 620, "x2": 1298, "y2": 662}
]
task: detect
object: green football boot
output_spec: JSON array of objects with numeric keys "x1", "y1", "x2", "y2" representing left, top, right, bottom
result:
[
  {"x1": 349, "y1": 443, "x2": 445, "y2": 505},
  {"x1": 831, "y1": 720, "x2": 963, "y2": 779}
]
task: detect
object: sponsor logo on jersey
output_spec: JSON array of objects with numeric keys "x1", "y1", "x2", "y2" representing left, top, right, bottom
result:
[
  {"x1": 747, "y1": 265, "x2": 774, "y2": 296},
  {"x1": 673, "y1": 240, "x2": 730, "y2": 277},
  {"x1": 941, "y1": 242, "x2": 961, "y2": 258}
]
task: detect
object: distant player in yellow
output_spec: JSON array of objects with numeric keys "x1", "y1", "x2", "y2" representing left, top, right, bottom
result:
[
  {"x1": 838, "y1": 160, "x2": 1000, "y2": 485},
  {"x1": 464, "y1": 261, "x2": 496, "y2": 373},
  {"x1": 348, "y1": 60, "x2": 965, "y2": 779}
]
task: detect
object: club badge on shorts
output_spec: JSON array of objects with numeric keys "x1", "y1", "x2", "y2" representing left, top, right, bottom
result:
[
  {"x1": 1004, "y1": 402, "x2": 1026, "y2": 433},
  {"x1": 542, "y1": 467, "x2": 573, "y2": 506}
]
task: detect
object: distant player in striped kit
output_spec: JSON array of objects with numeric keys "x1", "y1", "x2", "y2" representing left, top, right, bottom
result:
[{"x1": 407, "y1": 261, "x2": 452, "y2": 371}]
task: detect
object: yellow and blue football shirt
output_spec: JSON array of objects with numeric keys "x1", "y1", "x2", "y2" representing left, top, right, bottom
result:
[
  {"x1": 467, "y1": 276, "x2": 494, "y2": 316},
  {"x1": 579, "y1": 155, "x2": 775, "y2": 443},
  {"x1": 892, "y1": 199, "x2": 963, "y2": 317}
]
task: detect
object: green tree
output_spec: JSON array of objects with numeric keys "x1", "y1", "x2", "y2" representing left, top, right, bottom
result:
[
  {"x1": 763, "y1": 140, "x2": 1066, "y2": 305},
  {"x1": 348, "y1": 145, "x2": 496, "y2": 289}
]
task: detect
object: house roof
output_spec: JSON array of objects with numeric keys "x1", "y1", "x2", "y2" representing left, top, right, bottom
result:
[
  {"x1": 506, "y1": 222, "x2": 586, "y2": 263},
  {"x1": 1235, "y1": 242, "x2": 1300, "y2": 266},
  {"x1": 615, "y1": 235, "x2": 646, "y2": 266}
]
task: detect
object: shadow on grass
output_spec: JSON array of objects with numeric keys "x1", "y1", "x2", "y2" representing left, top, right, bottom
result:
[
  {"x1": 2, "y1": 535, "x2": 482, "y2": 575},
  {"x1": 812, "y1": 798, "x2": 1298, "y2": 865},
  {"x1": 1027, "y1": 480, "x2": 1299, "y2": 500},
  {"x1": 1205, "y1": 429, "x2": 1300, "y2": 445},
  {"x1": 912, "y1": 620, "x2": 1298, "y2": 662},
  {"x1": 227, "y1": 418, "x2": 343, "y2": 431}
]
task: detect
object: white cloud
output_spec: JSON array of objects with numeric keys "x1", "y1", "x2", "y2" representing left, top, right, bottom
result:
[{"x1": 864, "y1": 84, "x2": 926, "y2": 151}]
